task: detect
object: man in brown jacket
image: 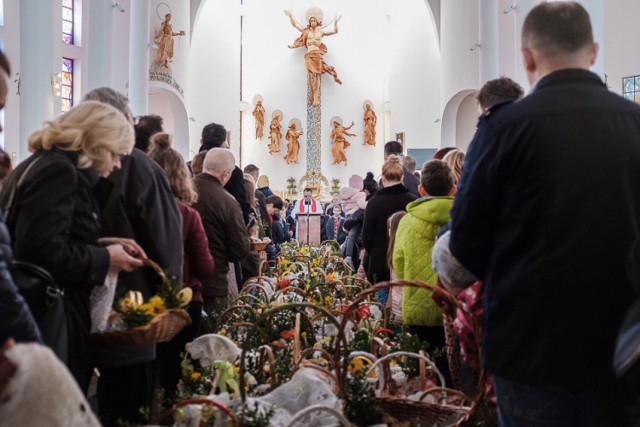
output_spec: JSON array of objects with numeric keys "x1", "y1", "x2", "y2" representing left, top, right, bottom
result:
[{"x1": 193, "y1": 148, "x2": 250, "y2": 313}]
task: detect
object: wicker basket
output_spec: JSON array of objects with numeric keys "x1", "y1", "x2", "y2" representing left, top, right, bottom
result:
[
  {"x1": 92, "y1": 258, "x2": 192, "y2": 346},
  {"x1": 250, "y1": 239, "x2": 271, "y2": 251},
  {"x1": 93, "y1": 308, "x2": 191, "y2": 345}
]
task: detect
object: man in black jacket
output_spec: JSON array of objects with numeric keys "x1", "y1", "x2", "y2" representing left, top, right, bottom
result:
[
  {"x1": 449, "y1": 2, "x2": 640, "y2": 424},
  {"x1": 199, "y1": 123, "x2": 251, "y2": 225}
]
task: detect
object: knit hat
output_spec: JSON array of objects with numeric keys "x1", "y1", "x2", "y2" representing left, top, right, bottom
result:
[
  {"x1": 257, "y1": 175, "x2": 270, "y2": 188},
  {"x1": 348, "y1": 174, "x2": 363, "y2": 190}
]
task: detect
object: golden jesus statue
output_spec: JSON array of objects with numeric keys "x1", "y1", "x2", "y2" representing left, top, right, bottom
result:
[
  {"x1": 285, "y1": 8, "x2": 342, "y2": 106},
  {"x1": 154, "y1": 14, "x2": 185, "y2": 68},
  {"x1": 284, "y1": 123, "x2": 303, "y2": 164}
]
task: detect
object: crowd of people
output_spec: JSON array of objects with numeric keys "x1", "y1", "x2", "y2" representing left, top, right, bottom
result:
[{"x1": 1, "y1": 2, "x2": 639, "y2": 426}]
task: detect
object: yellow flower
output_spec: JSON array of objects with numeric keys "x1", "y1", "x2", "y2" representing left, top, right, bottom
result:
[
  {"x1": 148, "y1": 296, "x2": 166, "y2": 314},
  {"x1": 219, "y1": 329, "x2": 227, "y2": 336},
  {"x1": 191, "y1": 372, "x2": 202, "y2": 381}
]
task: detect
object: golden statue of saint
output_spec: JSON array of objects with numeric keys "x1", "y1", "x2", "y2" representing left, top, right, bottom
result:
[
  {"x1": 252, "y1": 100, "x2": 265, "y2": 140},
  {"x1": 284, "y1": 123, "x2": 303, "y2": 164},
  {"x1": 285, "y1": 8, "x2": 342, "y2": 106},
  {"x1": 268, "y1": 114, "x2": 282, "y2": 154},
  {"x1": 363, "y1": 103, "x2": 377, "y2": 146},
  {"x1": 154, "y1": 13, "x2": 185, "y2": 68},
  {"x1": 331, "y1": 120, "x2": 355, "y2": 166}
]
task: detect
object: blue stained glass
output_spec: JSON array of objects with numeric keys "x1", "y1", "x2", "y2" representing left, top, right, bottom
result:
[
  {"x1": 62, "y1": 34, "x2": 72, "y2": 44},
  {"x1": 624, "y1": 78, "x2": 634, "y2": 94},
  {"x1": 624, "y1": 93, "x2": 633, "y2": 101},
  {"x1": 62, "y1": 59, "x2": 73, "y2": 72}
]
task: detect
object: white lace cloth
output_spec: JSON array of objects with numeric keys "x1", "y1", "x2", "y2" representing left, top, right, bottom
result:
[
  {"x1": 0, "y1": 344, "x2": 100, "y2": 426},
  {"x1": 186, "y1": 334, "x2": 241, "y2": 366},
  {"x1": 89, "y1": 270, "x2": 119, "y2": 333}
]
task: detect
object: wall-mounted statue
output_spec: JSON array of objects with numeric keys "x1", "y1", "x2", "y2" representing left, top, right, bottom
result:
[
  {"x1": 331, "y1": 118, "x2": 355, "y2": 167},
  {"x1": 363, "y1": 101, "x2": 377, "y2": 146},
  {"x1": 252, "y1": 98, "x2": 265, "y2": 140},
  {"x1": 154, "y1": 13, "x2": 185, "y2": 68},
  {"x1": 268, "y1": 111, "x2": 283, "y2": 154},
  {"x1": 285, "y1": 8, "x2": 342, "y2": 106},
  {"x1": 284, "y1": 120, "x2": 303, "y2": 164}
]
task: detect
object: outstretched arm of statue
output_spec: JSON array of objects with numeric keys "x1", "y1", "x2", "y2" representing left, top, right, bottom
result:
[
  {"x1": 284, "y1": 10, "x2": 305, "y2": 32},
  {"x1": 345, "y1": 121, "x2": 355, "y2": 130},
  {"x1": 323, "y1": 15, "x2": 341, "y2": 37}
]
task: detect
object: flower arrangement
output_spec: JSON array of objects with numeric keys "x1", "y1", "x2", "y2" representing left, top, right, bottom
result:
[{"x1": 113, "y1": 273, "x2": 191, "y2": 328}]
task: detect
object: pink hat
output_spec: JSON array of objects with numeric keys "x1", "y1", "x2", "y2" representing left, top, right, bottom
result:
[{"x1": 348, "y1": 174, "x2": 363, "y2": 190}]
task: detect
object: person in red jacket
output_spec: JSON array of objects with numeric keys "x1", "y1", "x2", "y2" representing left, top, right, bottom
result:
[{"x1": 148, "y1": 133, "x2": 214, "y2": 397}]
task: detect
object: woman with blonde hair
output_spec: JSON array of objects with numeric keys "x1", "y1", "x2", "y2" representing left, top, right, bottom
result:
[
  {"x1": 442, "y1": 149, "x2": 465, "y2": 184},
  {"x1": 0, "y1": 101, "x2": 145, "y2": 392},
  {"x1": 148, "y1": 133, "x2": 214, "y2": 397},
  {"x1": 362, "y1": 155, "x2": 417, "y2": 304}
]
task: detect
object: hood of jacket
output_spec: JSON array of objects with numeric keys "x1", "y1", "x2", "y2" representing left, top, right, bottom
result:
[{"x1": 339, "y1": 187, "x2": 367, "y2": 214}]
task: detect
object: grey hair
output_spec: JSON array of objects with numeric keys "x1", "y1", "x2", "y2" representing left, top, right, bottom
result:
[
  {"x1": 82, "y1": 87, "x2": 130, "y2": 115},
  {"x1": 203, "y1": 148, "x2": 235, "y2": 174}
]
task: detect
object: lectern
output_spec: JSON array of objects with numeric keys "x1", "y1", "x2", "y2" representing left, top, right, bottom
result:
[{"x1": 297, "y1": 213, "x2": 322, "y2": 246}]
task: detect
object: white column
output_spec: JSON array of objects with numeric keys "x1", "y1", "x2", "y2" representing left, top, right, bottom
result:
[
  {"x1": 19, "y1": 0, "x2": 55, "y2": 160},
  {"x1": 86, "y1": 0, "x2": 113, "y2": 90},
  {"x1": 128, "y1": 0, "x2": 150, "y2": 115},
  {"x1": 480, "y1": 0, "x2": 500, "y2": 84}
]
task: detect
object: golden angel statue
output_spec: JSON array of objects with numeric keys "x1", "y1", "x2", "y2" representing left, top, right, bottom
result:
[
  {"x1": 154, "y1": 13, "x2": 185, "y2": 68},
  {"x1": 363, "y1": 103, "x2": 377, "y2": 146},
  {"x1": 331, "y1": 119, "x2": 355, "y2": 166},
  {"x1": 285, "y1": 8, "x2": 342, "y2": 106},
  {"x1": 284, "y1": 122, "x2": 303, "y2": 164},
  {"x1": 252, "y1": 100, "x2": 265, "y2": 140},
  {"x1": 268, "y1": 114, "x2": 283, "y2": 154}
]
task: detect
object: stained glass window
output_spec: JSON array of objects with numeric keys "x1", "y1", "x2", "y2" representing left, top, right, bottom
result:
[
  {"x1": 622, "y1": 75, "x2": 640, "y2": 104},
  {"x1": 62, "y1": 0, "x2": 74, "y2": 45},
  {"x1": 61, "y1": 58, "x2": 74, "y2": 113}
]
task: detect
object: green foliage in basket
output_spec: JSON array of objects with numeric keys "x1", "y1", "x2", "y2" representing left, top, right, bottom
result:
[
  {"x1": 390, "y1": 331, "x2": 435, "y2": 378},
  {"x1": 344, "y1": 369, "x2": 382, "y2": 425},
  {"x1": 178, "y1": 355, "x2": 216, "y2": 397},
  {"x1": 237, "y1": 401, "x2": 275, "y2": 427},
  {"x1": 351, "y1": 328, "x2": 373, "y2": 352}
]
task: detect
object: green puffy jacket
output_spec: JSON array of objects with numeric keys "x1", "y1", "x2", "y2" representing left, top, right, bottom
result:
[{"x1": 393, "y1": 197, "x2": 453, "y2": 326}]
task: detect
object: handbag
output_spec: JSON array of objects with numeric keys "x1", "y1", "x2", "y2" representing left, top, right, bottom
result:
[
  {"x1": 3, "y1": 155, "x2": 69, "y2": 363},
  {"x1": 10, "y1": 261, "x2": 68, "y2": 363}
]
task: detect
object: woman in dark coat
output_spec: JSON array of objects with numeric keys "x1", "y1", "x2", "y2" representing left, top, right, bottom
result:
[
  {"x1": 362, "y1": 156, "x2": 417, "y2": 305},
  {"x1": 148, "y1": 133, "x2": 214, "y2": 397},
  {"x1": 0, "y1": 101, "x2": 144, "y2": 392}
]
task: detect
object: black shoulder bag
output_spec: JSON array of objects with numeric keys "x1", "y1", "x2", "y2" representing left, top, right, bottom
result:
[{"x1": 3, "y1": 156, "x2": 68, "y2": 363}]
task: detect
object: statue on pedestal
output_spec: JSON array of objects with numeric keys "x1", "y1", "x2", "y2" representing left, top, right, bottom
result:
[
  {"x1": 331, "y1": 118, "x2": 355, "y2": 166},
  {"x1": 268, "y1": 111, "x2": 283, "y2": 154},
  {"x1": 285, "y1": 8, "x2": 342, "y2": 106},
  {"x1": 363, "y1": 102, "x2": 377, "y2": 146},
  {"x1": 252, "y1": 99, "x2": 265, "y2": 140},
  {"x1": 154, "y1": 13, "x2": 185, "y2": 69},
  {"x1": 284, "y1": 120, "x2": 303, "y2": 164}
]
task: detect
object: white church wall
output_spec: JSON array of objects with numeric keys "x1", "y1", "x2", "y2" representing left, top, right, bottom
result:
[
  {"x1": 1, "y1": 0, "x2": 21, "y2": 157},
  {"x1": 604, "y1": 0, "x2": 640, "y2": 96},
  {"x1": 110, "y1": 0, "x2": 130, "y2": 95},
  {"x1": 189, "y1": 0, "x2": 241, "y2": 159},
  {"x1": 388, "y1": 0, "x2": 442, "y2": 153}
]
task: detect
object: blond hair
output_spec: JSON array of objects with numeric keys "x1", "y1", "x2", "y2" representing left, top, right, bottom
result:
[
  {"x1": 28, "y1": 101, "x2": 133, "y2": 174},
  {"x1": 382, "y1": 154, "x2": 404, "y2": 182},
  {"x1": 442, "y1": 149, "x2": 465, "y2": 184},
  {"x1": 148, "y1": 133, "x2": 197, "y2": 205}
]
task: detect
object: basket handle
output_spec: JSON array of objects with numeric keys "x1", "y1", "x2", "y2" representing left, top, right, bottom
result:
[
  {"x1": 365, "y1": 350, "x2": 446, "y2": 392},
  {"x1": 284, "y1": 404, "x2": 351, "y2": 427},
  {"x1": 142, "y1": 258, "x2": 167, "y2": 280}
]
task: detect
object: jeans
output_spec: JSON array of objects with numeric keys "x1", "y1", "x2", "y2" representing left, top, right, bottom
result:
[{"x1": 494, "y1": 375, "x2": 640, "y2": 427}]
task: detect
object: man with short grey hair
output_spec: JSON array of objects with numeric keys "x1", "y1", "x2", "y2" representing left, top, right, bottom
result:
[
  {"x1": 450, "y1": 2, "x2": 640, "y2": 424},
  {"x1": 193, "y1": 148, "x2": 249, "y2": 312}
]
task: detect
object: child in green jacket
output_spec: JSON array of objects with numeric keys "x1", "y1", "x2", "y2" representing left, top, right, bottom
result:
[{"x1": 393, "y1": 159, "x2": 456, "y2": 383}]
